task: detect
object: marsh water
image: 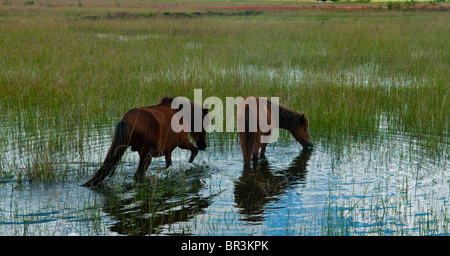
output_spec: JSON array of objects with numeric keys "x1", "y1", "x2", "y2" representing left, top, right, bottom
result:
[{"x1": 0, "y1": 122, "x2": 449, "y2": 236}]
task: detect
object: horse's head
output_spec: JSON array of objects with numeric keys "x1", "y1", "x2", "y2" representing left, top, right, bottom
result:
[
  {"x1": 189, "y1": 105, "x2": 209, "y2": 151},
  {"x1": 291, "y1": 114, "x2": 313, "y2": 149},
  {"x1": 170, "y1": 97, "x2": 209, "y2": 151}
]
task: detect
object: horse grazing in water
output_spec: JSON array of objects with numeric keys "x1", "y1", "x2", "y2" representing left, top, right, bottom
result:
[
  {"x1": 237, "y1": 97, "x2": 313, "y2": 164},
  {"x1": 83, "y1": 97, "x2": 208, "y2": 187}
]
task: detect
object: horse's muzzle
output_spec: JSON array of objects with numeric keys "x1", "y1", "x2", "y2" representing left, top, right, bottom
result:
[
  {"x1": 197, "y1": 143, "x2": 207, "y2": 151},
  {"x1": 302, "y1": 141, "x2": 314, "y2": 149}
]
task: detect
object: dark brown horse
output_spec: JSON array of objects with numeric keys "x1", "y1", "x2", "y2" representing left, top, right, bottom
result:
[
  {"x1": 83, "y1": 97, "x2": 208, "y2": 187},
  {"x1": 237, "y1": 97, "x2": 313, "y2": 163}
]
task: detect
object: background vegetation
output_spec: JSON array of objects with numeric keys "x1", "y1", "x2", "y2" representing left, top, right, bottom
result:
[
  {"x1": 0, "y1": 2, "x2": 448, "y2": 178},
  {"x1": 0, "y1": 1, "x2": 448, "y2": 236}
]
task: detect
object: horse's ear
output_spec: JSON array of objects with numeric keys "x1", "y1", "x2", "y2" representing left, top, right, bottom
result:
[
  {"x1": 160, "y1": 96, "x2": 173, "y2": 104},
  {"x1": 299, "y1": 114, "x2": 307, "y2": 124}
]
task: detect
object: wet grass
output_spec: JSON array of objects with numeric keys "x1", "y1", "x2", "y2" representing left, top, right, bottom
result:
[
  {"x1": 2, "y1": 5, "x2": 448, "y2": 160},
  {"x1": 2, "y1": 7, "x2": 448, "y2": 123},
  {"x1": 0, "y1": 3, "x2": 449, "y2": 236}
]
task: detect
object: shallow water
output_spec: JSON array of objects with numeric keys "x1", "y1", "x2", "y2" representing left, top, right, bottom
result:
[
  {"x1": 0, "y1": 124, "x2": 449, "y2": 236},
  {"x1": 142, "y1": 63, "x2": 427, "y2": 90}
]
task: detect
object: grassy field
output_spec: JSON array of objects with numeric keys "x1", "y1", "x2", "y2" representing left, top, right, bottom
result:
[
  {"x1": 0, "y1": 1, "x2": 448, "y2": 176},
  {"x1": 0, "y1": 1, "x2": 449, "y2": 237}
]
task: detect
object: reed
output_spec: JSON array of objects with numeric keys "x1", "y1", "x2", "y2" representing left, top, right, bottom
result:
[{"x1": 0, "y1": 4, "x2": 448, "y2": 177}]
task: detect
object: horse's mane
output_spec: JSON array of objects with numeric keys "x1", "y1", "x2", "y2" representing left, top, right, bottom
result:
[
  {"x1": 159, "y1": 96, "x2": 194, "y2": 109},
  {"x1": 159, "y1": 97, "x2": 207, "y2": 130},
  {"x1": 267, "y1": 99, "x2": 307, "y2": 127},
  {"x1": 159, "y1": 96, "x2": 174, "y2": 104}
]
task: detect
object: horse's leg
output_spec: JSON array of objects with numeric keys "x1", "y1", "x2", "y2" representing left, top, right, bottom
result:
[
  {"x1": 252, "y1": 153, "x2": 258, "y2": 162},
  {"x1": 165, "y1": 153, "x2": 172, "y2": 168},
  {"x1": 188, "y1": 147, "x2": 198, "y2": 163},
  {"x1": 259, "y1": 131, "x2": 271, "y2": 158},
  {"x1": 252, "y1": 133, "x2": 261, "y2": 162},
  {"x1": 134, "y1": 152, "x2": 152, "y2": 182},
  {"x1": 259, "y1": 143, "x2": 268, "y2": 158},
  {"x1": 178, "y1": 139, "x2": 198, "y2": 163}
]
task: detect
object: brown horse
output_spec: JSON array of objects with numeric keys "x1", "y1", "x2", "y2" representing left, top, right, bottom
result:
[
  {"x1": 83, "y1": 97, "x2": 208, "y2": 187},
  {"x1": 237, "y1": 97, "x2": 313, "y2": 163}
]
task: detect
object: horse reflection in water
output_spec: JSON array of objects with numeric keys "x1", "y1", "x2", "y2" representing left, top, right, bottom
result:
[
  {"x1": 234, "y1": 149, "x2": 313, "y2": 223},
  {"x1": 92, "y1": 165, "x2": 216, "y2": 235}
]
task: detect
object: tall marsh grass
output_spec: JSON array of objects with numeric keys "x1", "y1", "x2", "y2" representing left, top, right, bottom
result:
[
  {"x1": 0, "y1": 5, "x2": 448, "y2": 181},
  {"x1": 0, "y1": 5, "x2": 449, "y2": 236}
]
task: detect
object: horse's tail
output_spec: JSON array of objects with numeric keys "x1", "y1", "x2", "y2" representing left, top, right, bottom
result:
[
  {"x1": 239, "y1": 105, "x2": 258, "y2": 164},
  {"x1": 83, "y1": 120, "x2": 129, "y2": 187}
]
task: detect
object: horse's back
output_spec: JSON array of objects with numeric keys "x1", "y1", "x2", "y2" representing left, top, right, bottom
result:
[
  {"x1": 123, "y1": 104, "x2": 173, "y2": 126},
  {"x1": 237, "y1": 97, "x2": 272, "y2": 132},
  {"x1": 237, "y1": 97, "x2": 260, "y2": 162},
  {"x1": 122, "y1": 104, "x2": 182, "y2": 154}
]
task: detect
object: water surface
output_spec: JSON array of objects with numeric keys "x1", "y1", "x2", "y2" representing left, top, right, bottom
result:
[{"x1": 1, "y1": 125, "x2": 448, "y2": 235}]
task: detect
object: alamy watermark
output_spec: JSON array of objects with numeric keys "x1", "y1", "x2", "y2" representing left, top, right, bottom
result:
[{"x1": 170, "y1": 89, "x2": 280, "y2": 143}]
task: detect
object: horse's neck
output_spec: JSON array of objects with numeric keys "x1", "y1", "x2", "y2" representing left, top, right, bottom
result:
[
  {"x1": 278, "y1": 119, "x2": 295, "y2": 132},
  {"x1": 276, "y1": 105, "x2": 297, "y2": 132}
]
